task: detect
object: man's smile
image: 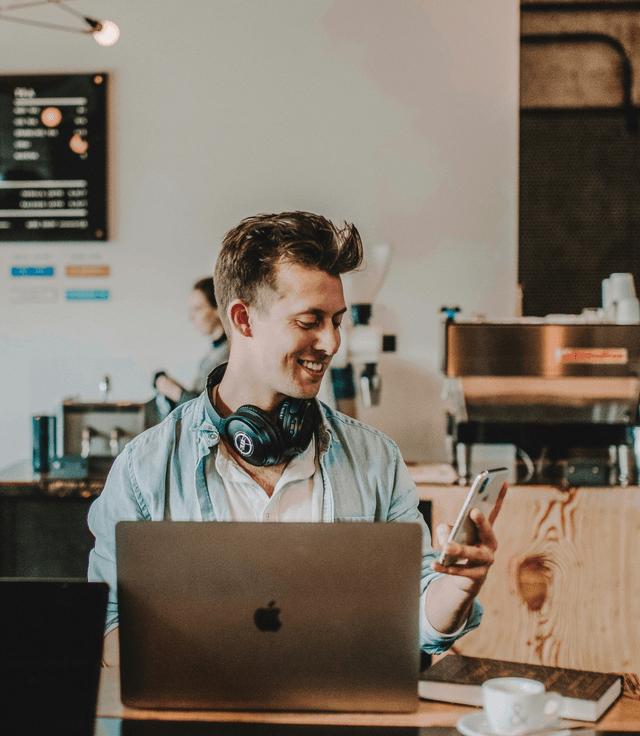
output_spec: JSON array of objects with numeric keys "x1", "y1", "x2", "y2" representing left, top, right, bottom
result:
[{"x1": 298, "y1": 358, "x2": 328, "y2": 375}]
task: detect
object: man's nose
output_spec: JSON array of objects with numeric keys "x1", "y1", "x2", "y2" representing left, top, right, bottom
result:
[{"x1": 315, "y1": 323, "x2": 341, "y2": 356}]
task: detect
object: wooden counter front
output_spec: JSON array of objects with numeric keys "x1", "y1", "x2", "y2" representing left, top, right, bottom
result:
[{"x1": 412, "y1": 474, "x2": 640, "y2": 676}]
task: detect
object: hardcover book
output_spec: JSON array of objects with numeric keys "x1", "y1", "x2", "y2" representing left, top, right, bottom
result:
[{"x1": 419, "y1": 654, "x2": 622, "y2": 721}]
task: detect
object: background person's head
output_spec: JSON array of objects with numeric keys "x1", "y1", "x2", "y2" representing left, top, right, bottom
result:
[
  {"x1": 189, "y1": 277, "x2": 223, "y2": 337},
  {"x1": 213, "y1": 211, "x2": 364, "y2": 338}
]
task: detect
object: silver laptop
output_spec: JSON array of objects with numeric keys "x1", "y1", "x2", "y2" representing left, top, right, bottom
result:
[{"x1": 116, "y1": 521, "x2": 422, "y2": 713}]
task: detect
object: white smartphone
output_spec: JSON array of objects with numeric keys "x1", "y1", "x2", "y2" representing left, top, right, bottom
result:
[{"x1": 438, "y1": 467, "x2": 509, "y2": 567}]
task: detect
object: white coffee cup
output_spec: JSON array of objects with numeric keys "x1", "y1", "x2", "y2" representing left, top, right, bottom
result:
[
  {"x1": 482, "y1": 677, "x2": 564, "y2": 735},
  {"x1": 616, "y1": 296, "x2": 640, "y2": 324},
  {"x1": 609, "y1": 272, "x2": 637, "y2": 302},
  {"x1": 602, "y1": 277, "x2": 615, "y2": 319}
]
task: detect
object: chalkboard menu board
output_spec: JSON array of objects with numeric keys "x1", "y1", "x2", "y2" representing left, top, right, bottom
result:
[{"x1": 0, "y1": 73, "x2": 107, "y2": 241}]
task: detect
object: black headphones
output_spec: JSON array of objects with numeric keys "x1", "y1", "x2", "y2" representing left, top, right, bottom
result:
[{"x1": 206, "y1": 363, "x2": 318, "y2": 467}]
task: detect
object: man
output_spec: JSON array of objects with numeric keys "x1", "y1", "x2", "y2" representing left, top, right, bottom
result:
[{"x1": 88, "y1": 211, "x2": 498, "y2": 666}]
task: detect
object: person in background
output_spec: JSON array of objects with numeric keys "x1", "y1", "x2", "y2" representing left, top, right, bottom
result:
[{"x1": 153, "y1": 277, "x2": 230, "y2": 417}]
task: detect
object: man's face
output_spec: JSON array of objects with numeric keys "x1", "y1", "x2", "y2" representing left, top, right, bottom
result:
[{"x1": 247, "y1": 262, "x2": 347, "y2": 402}]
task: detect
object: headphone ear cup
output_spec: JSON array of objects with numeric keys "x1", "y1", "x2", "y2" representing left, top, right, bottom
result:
[
  {"x1": 278, "y1": 399, "x2": 317, "y2": 456},
  {"x1": 223, "y1": 405, "x2": 286, "y2": 467}
]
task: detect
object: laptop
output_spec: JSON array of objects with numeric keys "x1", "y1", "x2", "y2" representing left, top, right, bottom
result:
[
  {"x1": 116, "y1": 521, "x2": 423, "y2": 713},
  {"x1": 0, "y1": 578, "x2": 109, "y2": 735}
]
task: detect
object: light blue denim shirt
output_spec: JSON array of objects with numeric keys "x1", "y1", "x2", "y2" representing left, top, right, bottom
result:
[{"x1": 87, "y1": 392, "x2": 482, "y2": 653}]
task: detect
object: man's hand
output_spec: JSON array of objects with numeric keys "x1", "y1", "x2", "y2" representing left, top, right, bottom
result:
[
  {"x1": 424, "y1": 508, "x2": 499, "y2": 634},
  {"x1": 430, "y1": 508, "x2": 498, "y2": 597}
]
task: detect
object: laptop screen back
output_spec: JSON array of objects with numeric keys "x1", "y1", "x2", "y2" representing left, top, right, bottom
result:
[{"x1": 116, "y1": 521, "x2": 422, "y2": 713}]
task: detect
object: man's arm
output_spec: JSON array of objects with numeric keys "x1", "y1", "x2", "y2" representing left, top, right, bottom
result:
[
  {"x1": 88, "y1": 444, "x2": 149, "y2": 635},
  {"x1": 425, "y1": 508, "x2": 497, "y2": 634},
  {"x1": 385, "y1": 449, "x2": 489, "y2": 651},
  {"x1": 102, "y1": 627, "x2": 119, "y2": 667}
]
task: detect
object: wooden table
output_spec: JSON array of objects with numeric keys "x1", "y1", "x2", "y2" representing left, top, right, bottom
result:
[{"x1": 95, "y1": 665, "x2": 640, "y2": 730}]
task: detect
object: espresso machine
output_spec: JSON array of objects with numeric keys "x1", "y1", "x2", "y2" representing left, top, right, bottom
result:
[
  {"x1": 48, "y1": 375, "x2": 150, "y2": 478},
  {"x1": 442, "y1": 318, "x2": 640, "y2": 486}
]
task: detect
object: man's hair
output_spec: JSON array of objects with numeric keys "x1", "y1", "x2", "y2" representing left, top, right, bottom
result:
[
  {"x1": 214, "y1": 211, "x2": 363, "y2": 334},
  {"x1": 192, "y1": 276, "x2": 217, "y2": 309}
]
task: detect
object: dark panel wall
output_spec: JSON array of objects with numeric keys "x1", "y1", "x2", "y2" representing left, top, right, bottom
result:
[
  {"x1": 519, "y1": 112, "x2": 640, "y2": 316},
  {"x1": 0, "y1": 497, "x2": 94, "y2": 577}
]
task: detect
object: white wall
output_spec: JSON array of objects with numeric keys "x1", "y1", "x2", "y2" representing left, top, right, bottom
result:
[{"x1": 0, "y1": 0, "x2": 519, "y2": 469}]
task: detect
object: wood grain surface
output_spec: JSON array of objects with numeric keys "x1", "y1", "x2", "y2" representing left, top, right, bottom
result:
[
  {"x1": 96, "y1": 664, "x2": 640, "y2": 729},
  {"x1": 417, "y1": 483, "x2": 640, "y2": 675}
]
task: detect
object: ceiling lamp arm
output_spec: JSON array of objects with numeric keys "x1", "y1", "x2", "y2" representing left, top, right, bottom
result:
[
  {"x1": 0, "y1": 11, "x2": 93, "y2": 33},
  {"x1": 0, "y1": 1, "x2": 111, "y2": 36},
  {"x1": 51, "y1": 0, "x2": 102, "y2": 32},
  {"x1": 2, "y1": 0, "x2": 63, "y2": 11}
]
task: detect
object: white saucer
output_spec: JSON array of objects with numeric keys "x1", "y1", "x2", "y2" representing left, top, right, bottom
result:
[{"x1": 456, "y1": 711, "x2": 570, "y2": 736}]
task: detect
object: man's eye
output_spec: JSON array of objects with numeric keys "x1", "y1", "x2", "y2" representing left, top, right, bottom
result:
[{"x1": 298, "y1": 321, "x2": 319, "y2": 330}]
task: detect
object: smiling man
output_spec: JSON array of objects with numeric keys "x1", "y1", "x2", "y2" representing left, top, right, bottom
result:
[{"x1": 88, "y1": 211, "x2": 497, "y2": 666}]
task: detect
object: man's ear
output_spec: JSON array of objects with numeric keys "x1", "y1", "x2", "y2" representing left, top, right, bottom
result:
[{"x1": 228, "y1": 300, "x2": 252, "y2": 338}]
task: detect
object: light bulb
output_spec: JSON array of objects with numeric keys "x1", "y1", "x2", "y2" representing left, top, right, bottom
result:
[{"x1": 93, "y1": 20, "x2": 119, "y2": 46}]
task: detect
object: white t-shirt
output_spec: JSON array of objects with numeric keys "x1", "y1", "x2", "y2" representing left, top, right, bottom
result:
[{"x1": 208, "y1": 435, "x2": 323, "y2": 522}]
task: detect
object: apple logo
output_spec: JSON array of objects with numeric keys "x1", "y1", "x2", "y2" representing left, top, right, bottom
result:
[{"x1": 253, "y1": 600, "x2": 282, "y2": 632}]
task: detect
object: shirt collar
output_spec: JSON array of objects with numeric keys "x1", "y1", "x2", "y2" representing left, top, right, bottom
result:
[
  {"x1": 315, "y1": 401, "x2": 334, "y2": 455},
  {"x1": 203, "y1": 382, "x2": 222, "y2": 427}
]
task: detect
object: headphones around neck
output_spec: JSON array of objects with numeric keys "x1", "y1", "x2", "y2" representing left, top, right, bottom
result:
[{"x1": 206, "y1": 363, "x2": 318, "y2": 467}]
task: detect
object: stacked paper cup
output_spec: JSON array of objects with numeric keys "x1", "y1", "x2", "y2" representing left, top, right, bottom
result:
[{"x1": 602, "y1": 273, "x2": 640, "y2": 323}]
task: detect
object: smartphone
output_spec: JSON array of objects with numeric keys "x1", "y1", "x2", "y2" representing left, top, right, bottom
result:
[{"x1": 438, "y1": 467, "x2": 509, "y2": 567}]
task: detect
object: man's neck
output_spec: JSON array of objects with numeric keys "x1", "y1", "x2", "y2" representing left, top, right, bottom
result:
[
  {"x1": 215, "y1": 360, "x2": 285, "y2": 419},
  {"x1": 212, "y1": 382, "x2": 234, "y2": 418}
]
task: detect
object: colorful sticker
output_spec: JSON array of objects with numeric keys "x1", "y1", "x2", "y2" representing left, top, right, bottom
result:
[
  {"x1": 65, "y1": 289, "x2": 109, "y2": 301},
  {"x1": 11, "y1": 266, "x2": 54, "y2": 277},
  {"x1": 65, "y1": 265, "x2": 110, "y2": 277}
]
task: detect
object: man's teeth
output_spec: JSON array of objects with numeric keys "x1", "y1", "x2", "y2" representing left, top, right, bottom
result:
[{"x1": 301, "y1": 360, "x2": 323, "y2": 372}]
